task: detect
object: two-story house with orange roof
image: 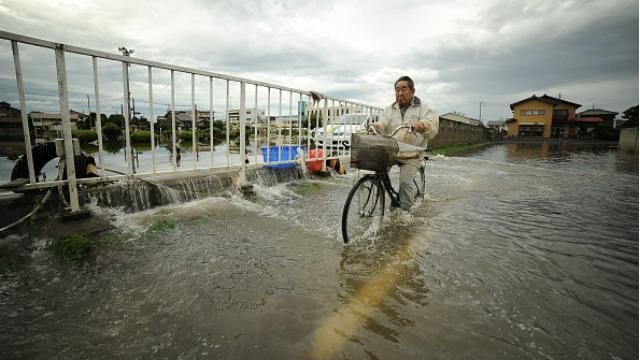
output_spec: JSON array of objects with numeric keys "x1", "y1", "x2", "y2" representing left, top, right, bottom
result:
[{"x1": 506, "y1": 94, "x2": 581, "y2": 139}]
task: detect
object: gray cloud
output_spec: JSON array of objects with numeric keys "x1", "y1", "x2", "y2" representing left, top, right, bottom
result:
[{"x1": 0, "y1": 0, "x2": 637, "y2": 122}]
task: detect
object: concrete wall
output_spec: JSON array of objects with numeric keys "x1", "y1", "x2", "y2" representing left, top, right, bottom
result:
[
  {"x1": 618, "y1": 127, "x2": 639, "y2": 153},
  {"x1": 429, "y1": 118, "x2": 488, "y2": 148}
]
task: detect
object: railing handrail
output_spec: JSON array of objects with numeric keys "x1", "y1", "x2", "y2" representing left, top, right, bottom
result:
[
  {"x1": 0, "y1": 29, "x2": 380, "y2": 110},
  {"x1": 1, "y1": 29, "x2": 385, "y2": 214}
]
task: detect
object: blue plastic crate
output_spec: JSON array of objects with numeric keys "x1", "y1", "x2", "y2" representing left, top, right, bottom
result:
[{"x1": 261, "y1": 145, "x2": 305, "y2": 169}]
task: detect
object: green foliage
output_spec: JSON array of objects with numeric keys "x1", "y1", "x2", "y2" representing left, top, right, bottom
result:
[
  {"x1": 179, "y1": 130, "x2": 194, "y2": 141},
  {"x1": 102, "y1": 122, "x2": 122, "y2": 141},
  {"x1": 131, "y1": 130, "x2": 153, "y2": 143},
  {"x1": 72, "y1": 129, "x2": 98, "y2": 143},
  {"x1": 54, "y1": 234, "x2": 95, "y2": 263},
  {"x1": 106, "y1": 114, "x2": 124, "y2": 128},
  {"x1": 145, "y1": 217, "x2": 177, "y2": 237},
  {"x1": 430, "y1": 142, "x2": 488, "y2": 156},
  {"x1": 620, "y1": 105, "x2": 638, "y2": 128},
  {"x1": 295, "y1": 182, "x2": 322, "y2": 194}
]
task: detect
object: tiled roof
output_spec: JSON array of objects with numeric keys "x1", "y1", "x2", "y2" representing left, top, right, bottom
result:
[
  {"x1": 510, "y1": 94, "x2": 581, "y2": 110},
  {"x1": 570, "y1": 117, "x2": 602, "y2": 123},
  {"x1": 577, "y1": 109, "x2": 618, "y2": 116}
]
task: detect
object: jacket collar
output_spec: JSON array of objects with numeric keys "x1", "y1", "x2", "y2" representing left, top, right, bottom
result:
[{"x1": 392, "y1": 96, "x2": 421, "y2": 109}]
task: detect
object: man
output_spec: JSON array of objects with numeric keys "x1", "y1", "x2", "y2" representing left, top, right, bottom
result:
[{"x1": 372, "y1": 76, "x2": 439, "y2": 212}]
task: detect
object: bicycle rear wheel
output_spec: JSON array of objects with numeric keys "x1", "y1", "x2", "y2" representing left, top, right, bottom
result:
[{"x1": 341, "y1": 175, "x2": 385, "y2": 244}]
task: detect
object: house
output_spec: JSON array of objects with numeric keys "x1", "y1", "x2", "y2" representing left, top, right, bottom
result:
[
  {"x1": 228, "y1": 109, "x2": 267, "y2": 123},
  {"x1": 577, "y1": 108, "x2": 618, "y2": 127},
  {"x1": 575, "y1": 108, "x2": 620, "y2": 140},
  {"x1": 430, "y1": 112, "x2": 486, "y2": 147},
  {"x1": 29, "y1": 110, "x2": 82, "y2": 143},
  {"x1": 486, "y1": 120, "x2": 505, "y2": 131},
  {"x1": 440, "y1": 112, "x2": 483, "y2": 126},
  {"x1": 0, "y1": 101, "x2": 27, "y2": 156},
  {"x1": 508, "y1": 94, "x2": 581, "y2": 138},
  {"x1": 161, "y1": 110, "x2": 216, "y2": 130}
]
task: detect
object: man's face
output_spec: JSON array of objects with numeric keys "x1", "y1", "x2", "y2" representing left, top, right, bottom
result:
[{"x1": 395, "y1": 80, "x2": 415, "y2": 107}]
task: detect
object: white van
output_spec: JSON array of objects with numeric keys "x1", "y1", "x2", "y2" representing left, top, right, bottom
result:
[{"x1": 311, "y1": 114, "x2": 378, "y2": 148}]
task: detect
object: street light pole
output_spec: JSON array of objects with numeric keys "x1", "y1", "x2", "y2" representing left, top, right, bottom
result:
[{"x1": 118, "y1": 46, "x2": 135, "y2": 174}]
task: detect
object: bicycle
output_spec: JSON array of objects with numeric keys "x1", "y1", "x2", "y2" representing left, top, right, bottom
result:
[{"x1": 341, "y1": 125, "x2": 427, "y2": 244}]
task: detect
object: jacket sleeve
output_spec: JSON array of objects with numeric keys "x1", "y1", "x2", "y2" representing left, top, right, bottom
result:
[
  {"x1": 375, "y1": 107, "x2": 392, "y2": 134},
  {"x1": 418, "y1": 105, "x2": 439, "y2": 140}
]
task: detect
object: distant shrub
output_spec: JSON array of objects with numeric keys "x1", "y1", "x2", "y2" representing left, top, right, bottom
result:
[
  {"x1": 179, "y1": 130, "x2": 193, "y2": 142},
  {"x1": 131, "y1": 130, "x2": 153, "y2": 143},
  {"x1": 71, "y1": 129, "x2": 98, "y2": 144}
]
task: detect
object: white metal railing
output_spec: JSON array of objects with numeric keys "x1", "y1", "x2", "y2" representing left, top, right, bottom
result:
[{"x1": 1, "y1": 30, "x2": 383, "y2": 212}]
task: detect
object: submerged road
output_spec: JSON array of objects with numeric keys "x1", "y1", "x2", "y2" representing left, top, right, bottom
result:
[{"x1": 1, "y1": 143, "x2": 638, "y2": 359}]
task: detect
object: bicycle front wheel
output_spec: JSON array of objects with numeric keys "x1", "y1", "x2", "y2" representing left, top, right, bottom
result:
[{"x1": 341, "y1": 175, "x2": 385, "y2": 244}]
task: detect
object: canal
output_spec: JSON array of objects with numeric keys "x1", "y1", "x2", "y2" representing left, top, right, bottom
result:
[{"x1": 0, "y1": 143, "x2": 637, "y2": 359}]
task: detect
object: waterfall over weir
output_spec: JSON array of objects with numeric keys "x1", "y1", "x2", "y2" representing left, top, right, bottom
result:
[{"x1": 81, "y1": 167, "x2": 303, "y2": 213}]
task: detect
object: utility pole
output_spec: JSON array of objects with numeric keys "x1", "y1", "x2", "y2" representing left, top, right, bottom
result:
[
  {"x1": 87, "y1": 94, "x2": 92, "y2": 129},
  {"x1": 118, "y1": 46, "x2": 135, "y2": 174},
  {"x1": 479, "y1": 101, "x2": 482, "y2": 122},
  {"x1": 118, "y1": 46, "x2": 134, "y2": 122}
]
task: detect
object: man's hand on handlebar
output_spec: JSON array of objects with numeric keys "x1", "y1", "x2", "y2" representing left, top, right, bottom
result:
[
  {"x1": 369, "y1": 123, "x2": 382, "y2": 134},
  {"x1": 411, "y1": 122, "x2": 425, "y2": 133}
]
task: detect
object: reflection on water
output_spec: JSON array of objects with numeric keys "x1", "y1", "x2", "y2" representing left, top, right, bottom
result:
[{"x1": 311, "y1": 226, "x2": 430, "y2": 359}]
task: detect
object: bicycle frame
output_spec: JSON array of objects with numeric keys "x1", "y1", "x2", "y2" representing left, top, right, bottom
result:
[
  {"x1": 366, "y1": 160, "x2": 425, "y2": 211},
  {"x1": 341, "y1": 124, "x2": 428, "y2": 243}
]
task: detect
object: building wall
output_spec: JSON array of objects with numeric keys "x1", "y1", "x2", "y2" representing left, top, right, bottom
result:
[
  {"x1": 511, "y1": 100, "x2": 554, "y2": 138},
  {"x1": 619, "y1": 127, "x2": 639, "y2": 153},
  {"x1": 552, "y1": 102, "x2": 578, "y2": 138},
  {"x1": 429, "y1": 118, "x2": 487, "y2": 148},
  {"x1": 506, "y1": 121, "x2": 517, "y2": 136}
]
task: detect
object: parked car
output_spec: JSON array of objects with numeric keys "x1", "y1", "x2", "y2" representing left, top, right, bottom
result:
[{"x1": 311, "y1": 114, "x2": 378, "y2": 148}]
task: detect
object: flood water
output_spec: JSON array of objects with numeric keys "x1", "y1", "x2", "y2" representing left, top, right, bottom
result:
[{"x1": 0, "y1": 143, "x2": 638, "y2": 359}]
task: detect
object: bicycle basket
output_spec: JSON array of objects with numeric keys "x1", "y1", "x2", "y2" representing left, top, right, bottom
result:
[{"x1": 350, "y1": 133, "x2": 399, "y2": 172}]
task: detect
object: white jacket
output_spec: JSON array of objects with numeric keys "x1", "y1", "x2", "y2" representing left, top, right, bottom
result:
[{"x1": 376, "y1": 96, "x2": 439, "y2": 159}]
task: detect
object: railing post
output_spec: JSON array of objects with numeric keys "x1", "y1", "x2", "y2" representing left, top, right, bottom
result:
[
  {"x1": 11, "y1": 41, "x2": 36, "y2": 184},
  {"x1": 54, "y1": 44, "x2": 80, "y2": 212},
  {"x1": 92, "y1": 57, "x2": 105, "y2": 176},
  {"x1": 148, "y1": 66, "x2": 155, "y2": 173},
  {"x1": 322, "y1": 97, "x2": 328, "y2": 172},
  {"x1": 239, "y1": 81, "x2": 248, "y2": 186},
  {"x1": 209, "y1": 77, "x2": 214, "y2": 168},
  {"x1": 170, "y1": 70, "x2": 177, "y2": 170},
  {"x1": 191, "y1": 74, "x2": 197, "y2": 170},
  {"x1": 122, "y1": 60, "x2": 133, "y2": 175}
]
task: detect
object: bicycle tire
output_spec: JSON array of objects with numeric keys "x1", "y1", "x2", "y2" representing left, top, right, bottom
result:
[{"x1": 341, "y1": 175, "x2": 385, "y2": 244}]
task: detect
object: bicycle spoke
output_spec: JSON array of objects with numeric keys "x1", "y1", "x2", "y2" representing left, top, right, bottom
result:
[{"x1": 342, "y1": 176, "x2": 385, "y2": 243}]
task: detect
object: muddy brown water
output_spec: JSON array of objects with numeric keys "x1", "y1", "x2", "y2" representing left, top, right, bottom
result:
[{"x1": 0, "y1": 143, "x2": 637, "y2": 359}]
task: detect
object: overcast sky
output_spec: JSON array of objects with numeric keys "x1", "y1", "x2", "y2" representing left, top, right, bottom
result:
[{"x1": 0, "y1": 0, "x2": 638, "y2": 122}]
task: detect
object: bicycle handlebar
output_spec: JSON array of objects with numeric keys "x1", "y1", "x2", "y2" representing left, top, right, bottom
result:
[{"x1": 368, "y1": 124, "x2": 412, "y2": 137}]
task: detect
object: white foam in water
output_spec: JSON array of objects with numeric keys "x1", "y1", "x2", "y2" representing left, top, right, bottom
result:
[
  {"x1": 252, "y1": 183, "x2": 301, "y2": 202},
  {"x1": 86, "y1": 196, "x2": 231, "y2": 238},
  {"x1": 227, "y1": 187, "x2": 304, "y2": 228}
]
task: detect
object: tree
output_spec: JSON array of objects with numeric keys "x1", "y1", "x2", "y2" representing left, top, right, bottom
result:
[
  {"x1": 89, "y1": 112, "x2": 108, "y2": 127},
  {"x1": 106, "y1": 114, "x2": 125, "y2": 128},
  {"x1": 620, "y1": 105, "x2": 638, "y2": 128},
  {"x1": 102, "y1": 122, "x2": 122, "y2": 141}
]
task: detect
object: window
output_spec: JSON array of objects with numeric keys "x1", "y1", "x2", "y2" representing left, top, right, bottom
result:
[{"x1": 520, "y1": 109, "x2": 545, "y2": 115}]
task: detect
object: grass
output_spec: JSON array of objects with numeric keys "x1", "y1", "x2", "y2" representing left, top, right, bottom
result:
[
  {"x1": 429, "y1": 142, "x2": 490, "y2": 156},
  {"x1": 294, "y1": 182, "x2": 322, "y2": 194},
  {"x1": 53, "y1": 234, "x2": 95, "y2": 264},
  {"x1": 145, "y1": 217, "x2": 178, "y2": 237}
]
